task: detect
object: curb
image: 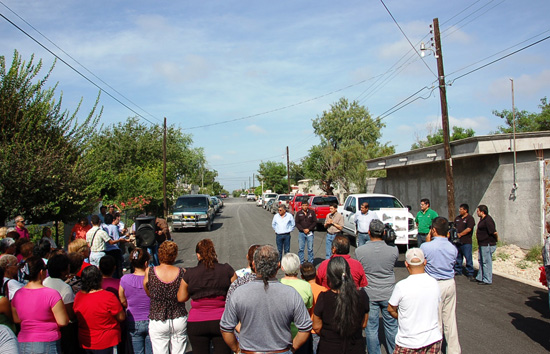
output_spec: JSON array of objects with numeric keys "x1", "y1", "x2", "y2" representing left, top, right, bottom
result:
[{"x1": 472, "y1": 259, "x2": 547, "y2": 290}]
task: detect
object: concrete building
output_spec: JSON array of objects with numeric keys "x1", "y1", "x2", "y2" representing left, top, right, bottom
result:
[{"x1": 365, "y1": 132, "x2": 550, "y2": 249}]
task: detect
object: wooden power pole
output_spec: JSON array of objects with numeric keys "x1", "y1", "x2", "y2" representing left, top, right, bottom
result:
[
  {"x1": 286, "y1": 146, "x2": 291, "y2": 194},
  {"x1": 163, "y1": 117, "x2": 168, "y2": 218},
  {"x1": 433, "y1": 18, "x2": 456, "y2": 221}
]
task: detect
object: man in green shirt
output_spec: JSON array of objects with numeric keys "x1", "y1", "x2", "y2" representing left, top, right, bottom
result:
[{"x1": 415, "y1": 198, "x2": 438, "y2": 247}]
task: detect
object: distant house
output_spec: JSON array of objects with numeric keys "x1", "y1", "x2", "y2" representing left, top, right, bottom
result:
[{"x1": 365, "y1": 132, "x2": 550, "y2": 249}]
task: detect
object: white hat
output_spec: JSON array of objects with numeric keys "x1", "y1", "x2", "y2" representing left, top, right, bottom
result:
[{"x1": 405, "y1": 248, "x2": 425, "y2": 266}]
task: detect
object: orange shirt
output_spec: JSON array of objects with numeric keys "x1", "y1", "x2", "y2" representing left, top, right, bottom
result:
[{"x1": 308, "y1": 280, "x2": 328, "y2": 334}]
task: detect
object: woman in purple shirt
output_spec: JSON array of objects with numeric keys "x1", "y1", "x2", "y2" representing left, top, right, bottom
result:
[
  {"x1": 119, "y1": 248, "x2": 152, "y2": 354},
  {"x1": 181, "y1": 239, "x2": 237, "y2": 354}
]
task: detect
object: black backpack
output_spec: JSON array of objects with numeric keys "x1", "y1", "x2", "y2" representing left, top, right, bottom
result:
[{"x1": 136, "y1": 217, "x2": 157, "y2": 248}]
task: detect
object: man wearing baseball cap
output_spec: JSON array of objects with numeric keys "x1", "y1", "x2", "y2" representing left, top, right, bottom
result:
[{"x1": 388, "y1": 248, "x2": 442, "y2": 354}]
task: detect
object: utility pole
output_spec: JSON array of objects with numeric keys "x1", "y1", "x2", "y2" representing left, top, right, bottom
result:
[
  {"x1": 433, "y1": 18, "x2": 456, "y2": 221},
  {"x1": 286, "y1": 146, "x2": 291, "y2": 194},
  {"x1": 163, "y1": 117, "x2": 167, "y2": 217}
]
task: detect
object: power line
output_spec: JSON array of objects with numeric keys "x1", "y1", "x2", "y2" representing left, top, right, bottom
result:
[
  {"x1": 443, "y1": 0, "x2": 505, "y2": 39},
  {"x1": 185, "y1": 75, "x2": 384, "y2": 130},
  {"x1": 440, "y1": 0, "x2": 483, "y2": 26},
  {"x1": 448, "y1": 34, "x2": 550, "y2": 83},
  {"x1": 378, "y1": 0, "x2": 438, "y2": 79},
  {"x1": 0, "y1": 11, "x2": 159, "y2": 126},
  {"x1": 0, "y1": 1, "x2": 163, "y2": 123}
]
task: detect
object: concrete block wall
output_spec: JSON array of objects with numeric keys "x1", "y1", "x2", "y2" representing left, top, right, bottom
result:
[{"x1": 366, "y1": 152, "x2": 548, "y2": 249}]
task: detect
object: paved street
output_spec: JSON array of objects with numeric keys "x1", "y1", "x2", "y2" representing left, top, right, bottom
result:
[{"x1": 171, "y1": 197, "x2": 550, "y2": 353}]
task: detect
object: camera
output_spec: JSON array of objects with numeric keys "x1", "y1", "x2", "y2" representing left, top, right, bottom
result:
[
  {"x1": 383, "y1": 223, "x2": 397, "y2": 246},
  {"x1": 448, "y1": 222, "x2": 461, "y2": 245}
]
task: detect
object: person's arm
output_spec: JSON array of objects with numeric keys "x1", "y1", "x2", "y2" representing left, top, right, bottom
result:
[
  {"x1": 115, "y1": 309, "x2": 126, "y2": 322},
  {"x1": 333, "y1": 214, "x2": 344, "y2": 231},
  {"x1": 177, "y1": 278, "x2": 189, "y2": 302},
  {"x1": 0, "y1": 297, "x2": 12, "y2": 323},
  {"x1": 65, "y1": 302, "x2": 75, "y2": 321},
  {"x1": 51, "y1": 299, "x2": 70, "y2": 327},
  {"x1": 459, "y1": 227, "x2": 472, "y2": 238},
  {"x1": 230, "y1": 272, "x2": 238, "y2": 284},
  {"x1": 11, "y1": 305, "x2": 21, "y2": 324},
  {"x1": 387, "y1": 303, "x2": 398, "y2": 319},
  {"x1": 312, "y1": 314, "x2": 323, "y2": 333},
  {"x1": 361, "y1": 312, "x2": 369, "y2": 329},
  {"x1": 143, "y1": 269, "x2": 150, "y2": 297},
  {"x1": 119, "y1": 285, "x2": 128, "y2": 308},
  {"x1": 292, "y1": 331, "x2": 311, "y2": 353},
  {"x1": 221, "y1": 331, "x2": 240, "y2": 353}
]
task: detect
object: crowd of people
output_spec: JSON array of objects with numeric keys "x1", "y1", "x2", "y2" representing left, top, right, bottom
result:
[{"x1": 0, "y1": 197, "x2": 545, "y2": 354}]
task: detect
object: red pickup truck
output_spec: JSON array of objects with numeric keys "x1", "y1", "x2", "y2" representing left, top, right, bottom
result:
[
  {"x1": 307, "y1": 195, "x2": 339, "y2": 227},
  {"x1": 290, "y1": 194, "x2": 315, "y2": 214}
]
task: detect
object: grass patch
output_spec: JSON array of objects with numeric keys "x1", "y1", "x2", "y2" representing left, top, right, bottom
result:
[
  {"x1": 524, "y1": 245, "x2": 543, "y2": 264},
  {"x1": 496, "y1": 252, "x2": 510, "y2": 261},
  {"x1": 517, "y1": 260, "x2": 530, "y2": 270}
]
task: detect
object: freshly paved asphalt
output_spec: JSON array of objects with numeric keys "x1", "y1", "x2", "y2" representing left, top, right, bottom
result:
[{"x1": 171, "y1": 197, "x2": 550, "y2": 353}]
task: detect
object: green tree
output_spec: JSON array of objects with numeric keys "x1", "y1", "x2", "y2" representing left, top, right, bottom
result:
[
  {"x1": 305, "y1": 97, "x2": 394, "y2": 194},
  {"x1": 411, "y1": 126, "x2": 475, "y2": 150},
  {"x1": 288, "y1": 161, "x2": 305, "y2": 185},
  {"x1": 0, "y1": 51, "x2": 101, "y2": 225},
  {"x1": 85, "y1": 117, "x2": 206, "y2": 214},
  {"x1": 257, "y1": 161, "x2": 288, "y2": 194},
  {"x1": 493, "y1": 97, "x2": 550, "y2": 133}
]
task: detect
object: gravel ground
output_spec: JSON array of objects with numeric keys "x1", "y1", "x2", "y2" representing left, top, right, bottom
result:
[{"x1": 473, "y1": 244, "x2": 545, "y2": 286}]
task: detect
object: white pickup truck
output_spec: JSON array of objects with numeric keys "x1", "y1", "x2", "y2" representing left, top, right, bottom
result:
[{"x1": 338, "y1": 193, "x2": 418, "y2": 244}]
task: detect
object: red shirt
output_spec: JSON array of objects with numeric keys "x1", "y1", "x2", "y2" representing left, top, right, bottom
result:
[
  {"x1": 71, "y1": 224, "x2": 91, "y2": 240},
  {"x1": 316, "y1": 254, "x2": 368, "y2": 289},
  {"x1": 15, "y1": 226, "x2": 29, "y2": 240},
  {"x1": 74, "y1": 290, "x2": 123, "y2": 350},
  {"x1": 76, "y1": 262, "x2": 92, "y2": 277}
]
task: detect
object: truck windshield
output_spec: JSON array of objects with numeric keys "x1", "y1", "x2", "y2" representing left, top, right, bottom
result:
[
  {"x1": 279, "y1": 195, "x2": 292, "y2": 201},
  {"x1": 173, "y1": 197, "x2": 208, "y2": 212},
  {"x1": 359, "y1": 197, "x2": 403, "y2": 210},
  {"x1": 312, "y1": 196, "x2": 338, "y2": 205}
]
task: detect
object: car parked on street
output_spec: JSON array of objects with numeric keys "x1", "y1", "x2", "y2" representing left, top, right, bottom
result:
[
  {"x1": 247, "y1": 193, "x2": 257, "y2": 201},
  {"x1": 307, "y1": 195, "x2": 339, "y2": 226},
  {"x1": 338, "y1": 193, "x2": 417, "y2": 243},
  {"x1": 168, "y1": 194, "x2": 215, "y2": 232},
  {"x1": 210, "y1": 196, "x2": 221, "y2": 213},
  {"x1": 262, "y1": 193, "x2": 278, "y2": 208},
  {"x1": 256, "y1": 197, "x2": 263, "y2": 207},
  {"x1": 289, "y1": 194, "x2": 315, "y2": 214},
  {"x1": 269, "y1": 194, "x2": 293, "y2": 214}
]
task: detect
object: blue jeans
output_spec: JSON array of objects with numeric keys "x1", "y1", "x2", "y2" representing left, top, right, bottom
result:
[
  {"x1": 455, "y1": 243, "x2": 474, "y2": 276},
  {"x1": 365, "y1": 300, "x2": 397, "y2": 354},
  {"x1": 417, "y1": 233, "x2": 427, "y2": 247},
  {"x1": 146, "y1": 244, "x2": 159, "y2": 266},
  {"x1": 128, "y1": 320, "x2": 152, "y2": 354},
  {"x1": 476, "y1": 245, "x2": 497, "y2": 284},
  {"x1": 325, "y1": 233, "x2": 336, "y2": 259},
  {"x1": 19, "y1": 340, "x2": 61, "y2": 354},
  {"x1": 312, "y1": 333, "x2": 320, "y2": 354},
  {"x1": 298, "y1": 232, "x2": 314, "y2": 263},
  {"x1": 276, "y1": 233, "x2": 291, "y2": 261},
  {"x1": 357, "y1": 232, "x2": 370, "y2": 247}
]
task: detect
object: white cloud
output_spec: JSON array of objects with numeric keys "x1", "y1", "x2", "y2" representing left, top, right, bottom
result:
[
  {"x1": 487, "y1": 69, "x2": 550, "y2": 101},
  {"x1": 245, "y1": 124, "x2": 267, "y2": 134},
  {"x1": 210, "y1": 155, "x2": 224, "y2": 161}
]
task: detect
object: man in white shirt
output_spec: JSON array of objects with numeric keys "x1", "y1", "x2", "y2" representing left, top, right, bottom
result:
[
  {"x1": 354, "y1": 202, "x2": 379, "y2": 247},
  {"x1": 388, "y1": 248, "x2": 442, "y2": 354},
  {"x1": 272, "y1": 205, "x2": 295, "y2": 261}
]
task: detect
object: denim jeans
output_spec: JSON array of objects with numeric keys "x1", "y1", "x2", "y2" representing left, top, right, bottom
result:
[
  {"x1": 146, "y1": 244, "x2": 159, "y2": 266},
  {"x1": 311, "y1": 333, "x2": 320, "y2": 354},
  {"x1": 365, "y1": 300, "x2": 397, "y2": 354},
  {"x1": 357, "y1": 232, "x2": 370, "y2": 247},
  {"x1": 128, "y1": 320, "x2": 152, "y2": 354},
  {"x1": 476, "y1": 245, "x2": 497, "y2": 284},
  {"x1": 298, "y1": 232, "x2": 314, "y2": 263},
  {"x1": 455, "y1": 243, "x2": 474, "y2": 276},
  {"x1": 276, "y1": 233, "x2": 291, "y2": 261},
  {"x1": 325, "y1": 233, "x2": 336, "y2": 259},
  {"x1": 19, "y1": 340, "x2": 61, "y2": 354},
  {"x1": 417, "y1": 233, "x2": 427, "y2": 247}
]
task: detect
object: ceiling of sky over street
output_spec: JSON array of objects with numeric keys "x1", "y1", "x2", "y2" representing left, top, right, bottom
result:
[{"x1": 1, "y1": 0, "x2": 549, "y2": 191}]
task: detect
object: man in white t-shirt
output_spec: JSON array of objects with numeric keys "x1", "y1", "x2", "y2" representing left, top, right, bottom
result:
[{"x1": 388, "y1": 248, "x2": 442, "y2": 354}]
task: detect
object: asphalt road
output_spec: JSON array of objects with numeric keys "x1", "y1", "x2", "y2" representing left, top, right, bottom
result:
[{"x1": 171, "y1": 197, "x2": 550, "y2": 354}]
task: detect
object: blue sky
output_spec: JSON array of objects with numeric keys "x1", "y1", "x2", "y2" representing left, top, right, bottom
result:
[{"x1": 1, "y1": 0, "x2": 549, "y2": 192}]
